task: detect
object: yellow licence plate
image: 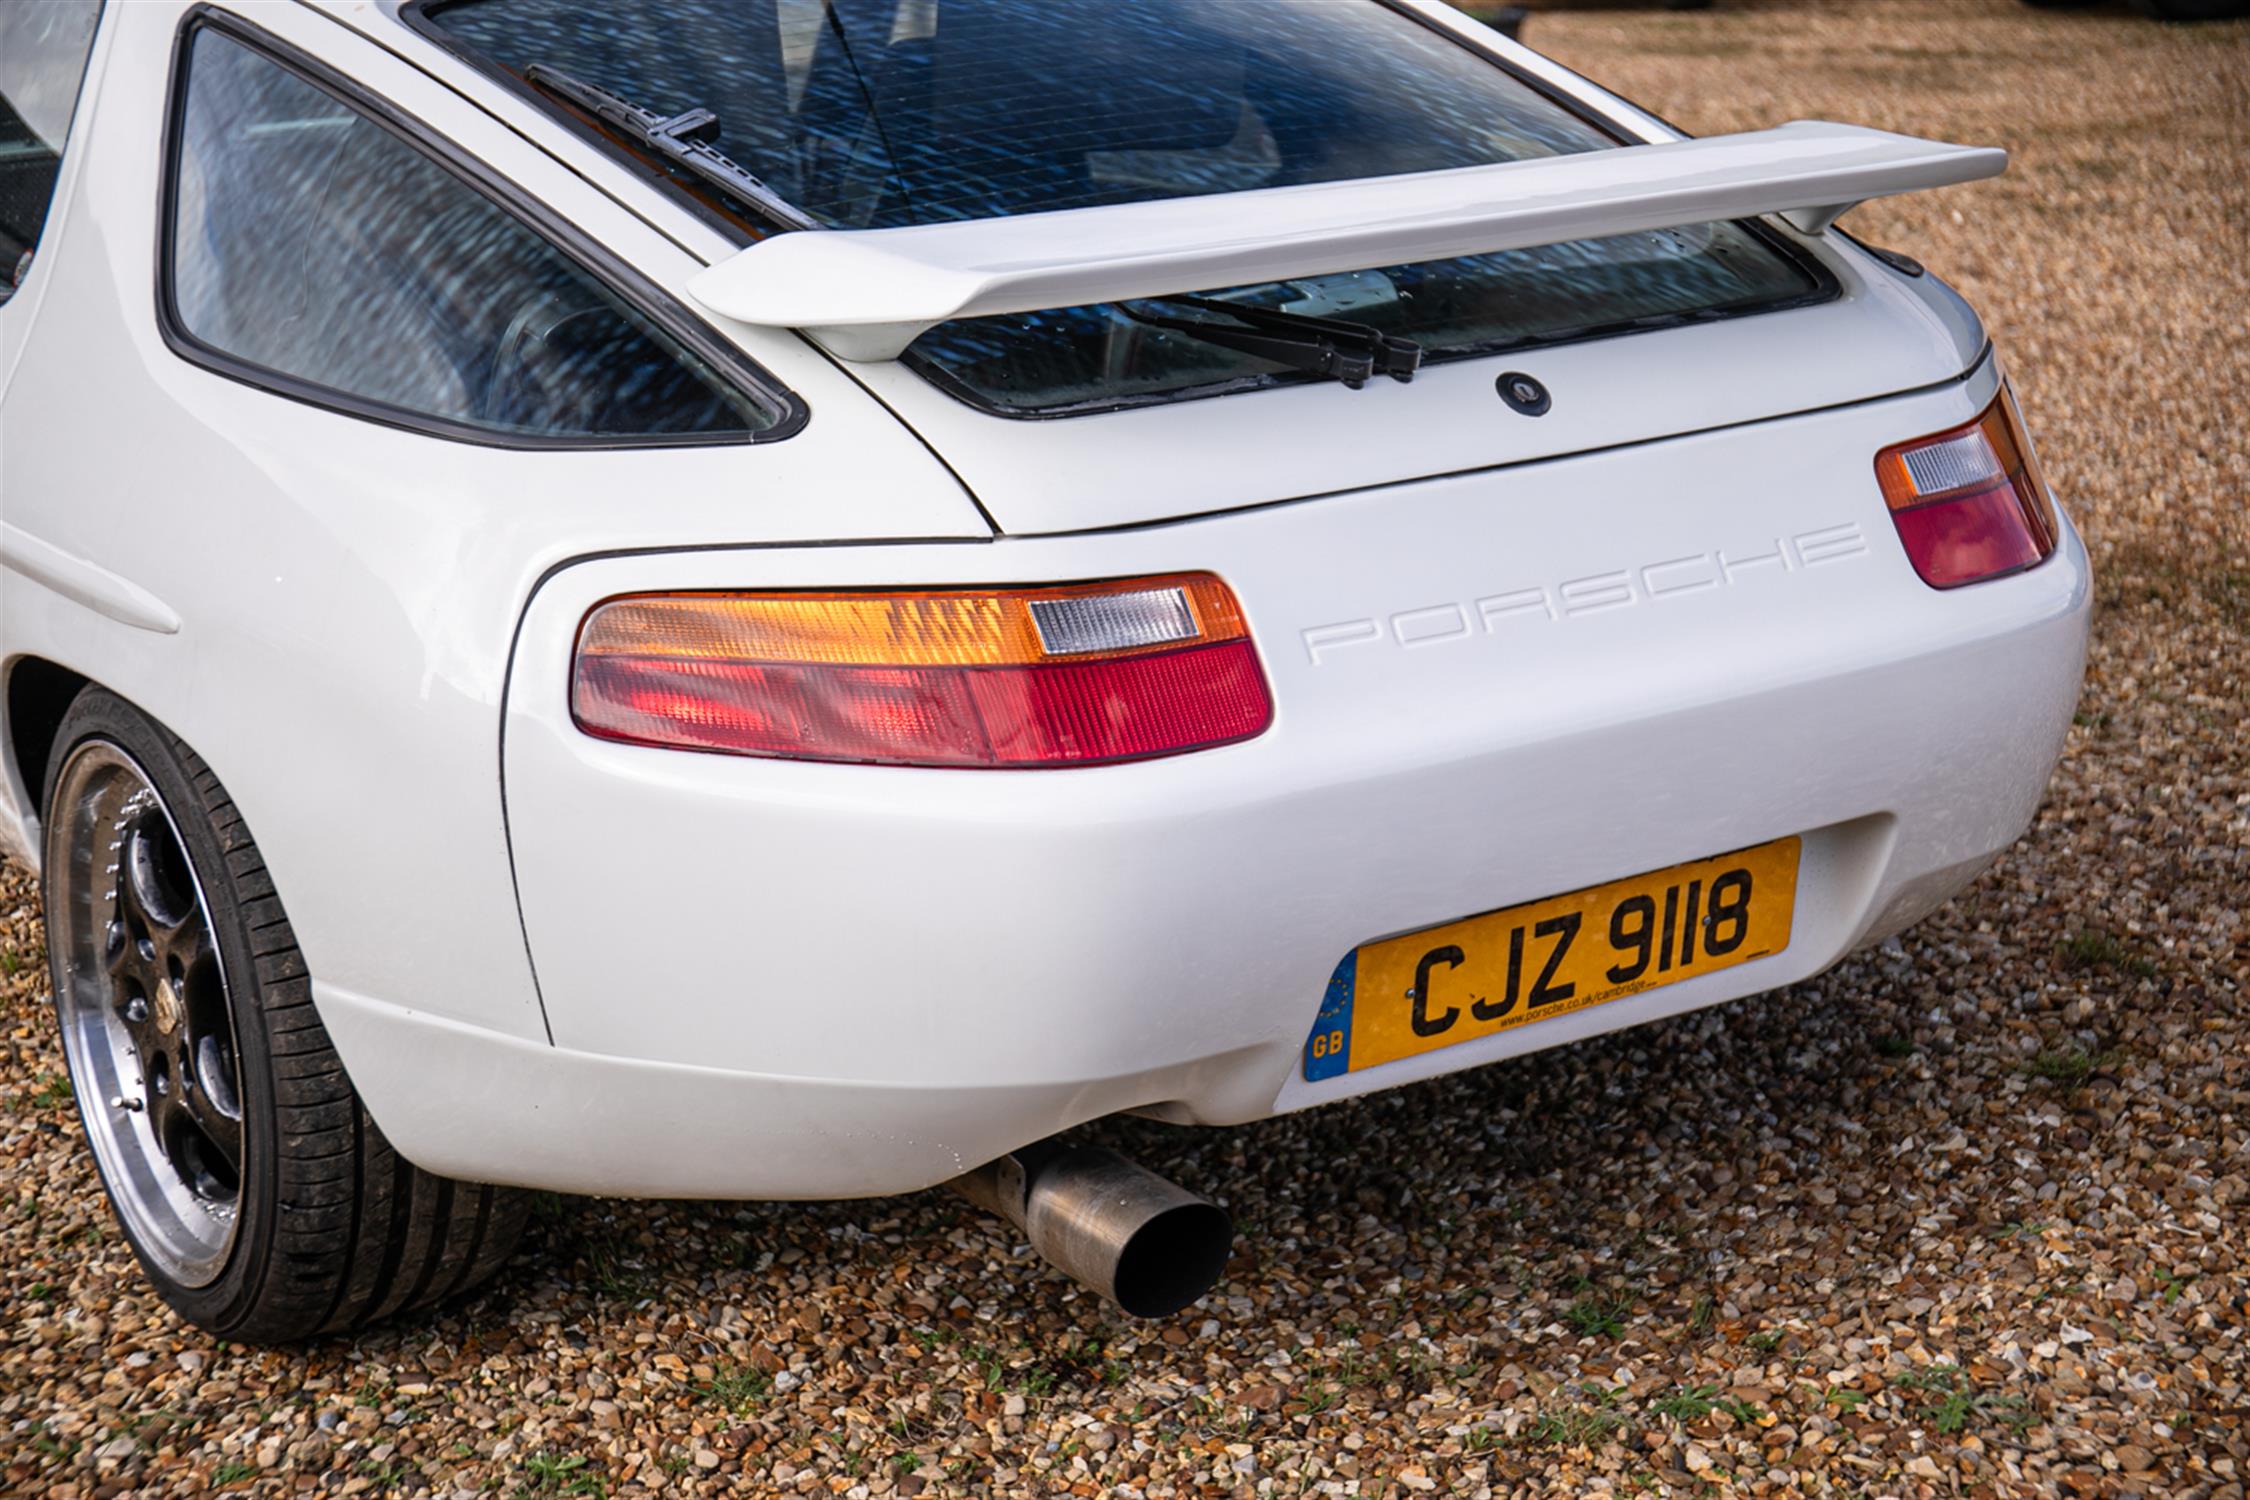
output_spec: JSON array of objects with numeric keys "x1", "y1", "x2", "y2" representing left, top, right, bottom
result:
[{"x1": 1302, "y1": 838, "x2": 1801, "y2": 1080}]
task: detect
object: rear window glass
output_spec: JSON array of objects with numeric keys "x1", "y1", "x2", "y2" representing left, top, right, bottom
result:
[
  {"x1": 418, "y1": 0, "x2": 1830, "y2": 414},
  {"x1": 911, "y1": 226, "x2": 1826, "y2": 415},
  {"x1": 422, "y1": 0, "x2": 1616, "y2": 230}
]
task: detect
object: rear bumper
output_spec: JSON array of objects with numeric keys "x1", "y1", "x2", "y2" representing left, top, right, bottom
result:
[{"x1": 333, "y1": 367, "x2": 2092, "y2": 1199}]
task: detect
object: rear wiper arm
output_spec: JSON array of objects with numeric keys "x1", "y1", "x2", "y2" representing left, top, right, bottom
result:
[
  {"x1": 523, "y1": 63, "x2": 814, "y2": 231},
  {"x1": 1124, "y1": 295, "x2": 1422, "y2": 390}
]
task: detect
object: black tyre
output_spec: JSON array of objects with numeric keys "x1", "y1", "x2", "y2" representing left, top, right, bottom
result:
[{"x1": 41, "y1": 687, "x2": 527, "y2": 1341}]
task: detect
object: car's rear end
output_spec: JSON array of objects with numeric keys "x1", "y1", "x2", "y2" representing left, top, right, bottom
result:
[
  {"x1": 324, "y1": 0, "x2": 2090, "y2": 1206},
  {"x1": 437, "y1": 354, "x2": 2084, "y2": 1204}
]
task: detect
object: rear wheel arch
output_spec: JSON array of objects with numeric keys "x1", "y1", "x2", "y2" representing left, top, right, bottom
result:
[
  {"x1": 5, "y1": 655, "x2": 92, "y2": 843},
  {"x1": 34, "y1": 682, "x2": 530, "y2": 1339}
]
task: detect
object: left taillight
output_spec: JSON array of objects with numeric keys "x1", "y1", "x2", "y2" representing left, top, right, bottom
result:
[
  {"x1": 1875, "y1": 384, "x2": 2060, "y2": 589},
  {"x1": 570, "y1": 573, "x2": 1273, "y2": 768}
]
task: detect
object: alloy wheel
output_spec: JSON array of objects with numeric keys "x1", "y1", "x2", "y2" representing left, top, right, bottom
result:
[{"x1": 48, "y1": 739, "x2": 244, "y2": 1287}]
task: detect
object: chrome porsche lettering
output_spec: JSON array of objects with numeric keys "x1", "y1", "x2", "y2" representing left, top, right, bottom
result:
[{"x1": 1300, "y1": 520, "x2": 1869, "y2": 664}]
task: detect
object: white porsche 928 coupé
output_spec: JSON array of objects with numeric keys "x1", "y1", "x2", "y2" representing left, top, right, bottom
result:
[{"x1": 0, "y1": 0, "x2": 2088, "y2": 1337}]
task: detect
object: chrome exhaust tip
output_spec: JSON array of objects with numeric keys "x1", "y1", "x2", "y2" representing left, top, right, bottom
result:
[{"x1": 950, "y1": 1143, "x2": 1233, "y2": 1319}]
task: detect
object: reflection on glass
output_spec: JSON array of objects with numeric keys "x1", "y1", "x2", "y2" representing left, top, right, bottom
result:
[
  {"x1": 0, "y1": 0, "x2": 104, "y2": 294},
  {"x1": 171, "y1": 29, "x2": 773, "y2": 440}
]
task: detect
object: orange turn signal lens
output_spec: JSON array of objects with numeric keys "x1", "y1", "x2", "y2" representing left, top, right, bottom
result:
[
  {"x1": 572, "y1": 574, "x2": 1271, "y2": 768},
  {"x1": 1875, "y1": 385, "x2": 2060, "y2": 589}
]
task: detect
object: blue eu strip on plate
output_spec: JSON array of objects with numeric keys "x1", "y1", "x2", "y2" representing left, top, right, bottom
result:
[{"x1": 1302, "y1": 952, "x2": 1358, "y2": 1081}]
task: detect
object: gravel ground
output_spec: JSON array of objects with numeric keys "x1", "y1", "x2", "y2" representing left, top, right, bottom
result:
[{"x1": 5, "y1": 2, "x2": 2246, "y2": 1496}]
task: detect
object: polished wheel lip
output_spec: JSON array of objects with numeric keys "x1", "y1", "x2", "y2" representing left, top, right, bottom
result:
[{"x1": 48, "y1": 738, "x2": 243, "y2": 1289}]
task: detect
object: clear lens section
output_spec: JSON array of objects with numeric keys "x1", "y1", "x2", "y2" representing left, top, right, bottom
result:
[
  {"x1": 1028, "y1": 587, "x2": 1196, "y2": 657},
  {"x1": 1900, "y1": 431, "x2": 2005, "y2": 495}
]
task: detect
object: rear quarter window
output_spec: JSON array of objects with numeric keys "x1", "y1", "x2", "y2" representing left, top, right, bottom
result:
[
  {"x1": 163, "y1": 18, "x2": 795, "y2": 445},
  {"x1": 0, "y1": 0, "x2": 104, "y2": 299}
]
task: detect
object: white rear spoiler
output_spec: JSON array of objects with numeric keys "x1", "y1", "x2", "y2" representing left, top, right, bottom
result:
[{"x1": 689, "y1": 120, "x2": 2004, "y2": 362}]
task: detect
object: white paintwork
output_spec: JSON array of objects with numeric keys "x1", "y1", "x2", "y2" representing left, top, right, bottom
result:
[
  {"x1": 0, "y1": 1, "x2": 989, "y2": 1045},
  {"x1": 689, "y1": 123, "x2": 2006, "y2": 360},
  {"x1": 0, "y1": 0, "x2": 2088, "y2": 1204}
]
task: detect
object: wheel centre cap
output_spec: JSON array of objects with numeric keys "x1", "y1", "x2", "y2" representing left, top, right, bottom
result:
[{"x1": 154, "y1": 977, "x2": 184, "y2": 1037}]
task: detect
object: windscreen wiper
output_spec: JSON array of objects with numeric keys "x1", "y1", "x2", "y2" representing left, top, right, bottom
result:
[
  {"x1": 1125, "y1": 295, "x2": 1422, "y2": 390},
  {"x1": 523, "y1": 64, "x2": 814, "y2": 231}
]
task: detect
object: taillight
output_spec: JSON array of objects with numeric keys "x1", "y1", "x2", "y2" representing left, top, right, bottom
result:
[
  {"x1": 571, "y1": 574, "x2": 1272, "y2": 768},
  {"x1": 1875, "y1": 385, "x2": 2060, "y2": 589}
]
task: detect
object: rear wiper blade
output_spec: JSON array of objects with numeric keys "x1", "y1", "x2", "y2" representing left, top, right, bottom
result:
[
  {"x1": 523, "y1": 63, "x2": 814, "y2": 231},
  {"x1": 1124, "y1": 295, "x2": 1422, "y2": 390}
]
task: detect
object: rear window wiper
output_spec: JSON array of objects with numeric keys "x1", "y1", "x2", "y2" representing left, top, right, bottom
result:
[
  {"x1": 1124, "y1": 295, "x2": 1422, "y2": 390},
  {"x1": 522, "y1": 63, "x2": 814, "y2": 232}
]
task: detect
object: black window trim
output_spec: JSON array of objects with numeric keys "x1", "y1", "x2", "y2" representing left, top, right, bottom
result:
[{"x1": 155, "y1": 4, "x2": 808, "y2": 451}]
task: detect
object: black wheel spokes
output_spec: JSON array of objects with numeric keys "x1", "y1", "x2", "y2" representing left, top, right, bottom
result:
[{"x1": 113, "y1": 810, "x2": 242, "y2": 1204}]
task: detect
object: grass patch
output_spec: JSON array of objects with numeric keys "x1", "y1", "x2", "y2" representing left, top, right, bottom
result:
[
  {"x1": 1565, "y1": 1287, "x2": 1633, "y2": 1339},
  {"x1": 20, "y1": 1074, "x2": 72, "y2": 1111},
  {"x1": 1650, "y1": 1384, "x2": 1718, "y2": 1422},
  {"x1": 693, "y1": 1363, "x2": 771, "y2": 1415},
  {"x1": 1524, "y1": 1408, "x2": 1629, "y2": 1448},
  {"x1": 2058, "y1": 928, "x2": 2157, "y2": 978},
  {"x1": 1891, "y1": 1365, "x2": 2037, "y2": 1436},
  {"x1": 1521, "y1": 1383, "x2": 1632, "y2": 1449},
  {"x1": 2023, "y1": 1047, "x2": 2122, "y2": 1086},
  {"x1": 521, "y1": 1448, "x2": 607, "y2": 1497}
]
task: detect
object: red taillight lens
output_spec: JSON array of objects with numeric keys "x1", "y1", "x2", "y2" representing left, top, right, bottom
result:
[
  {"x1": 571, "y1": 575, "x2": 1273, "y2": 768},
  {"x1": 1875, "y1": 385, "x2": 2060, "y2": 589}
]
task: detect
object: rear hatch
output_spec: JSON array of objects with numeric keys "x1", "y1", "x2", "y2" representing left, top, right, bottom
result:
[
  {"x1": 408, "y1": 0, "x2": 1996, "y2": 536},
  {"x1": 838, "y1": 242, "x2": 1987, "y2": 535}
]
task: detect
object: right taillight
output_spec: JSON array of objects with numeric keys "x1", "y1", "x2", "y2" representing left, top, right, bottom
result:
[{"x1": 1875, "y1": 385, "x2": 2059, "y2": 589}]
